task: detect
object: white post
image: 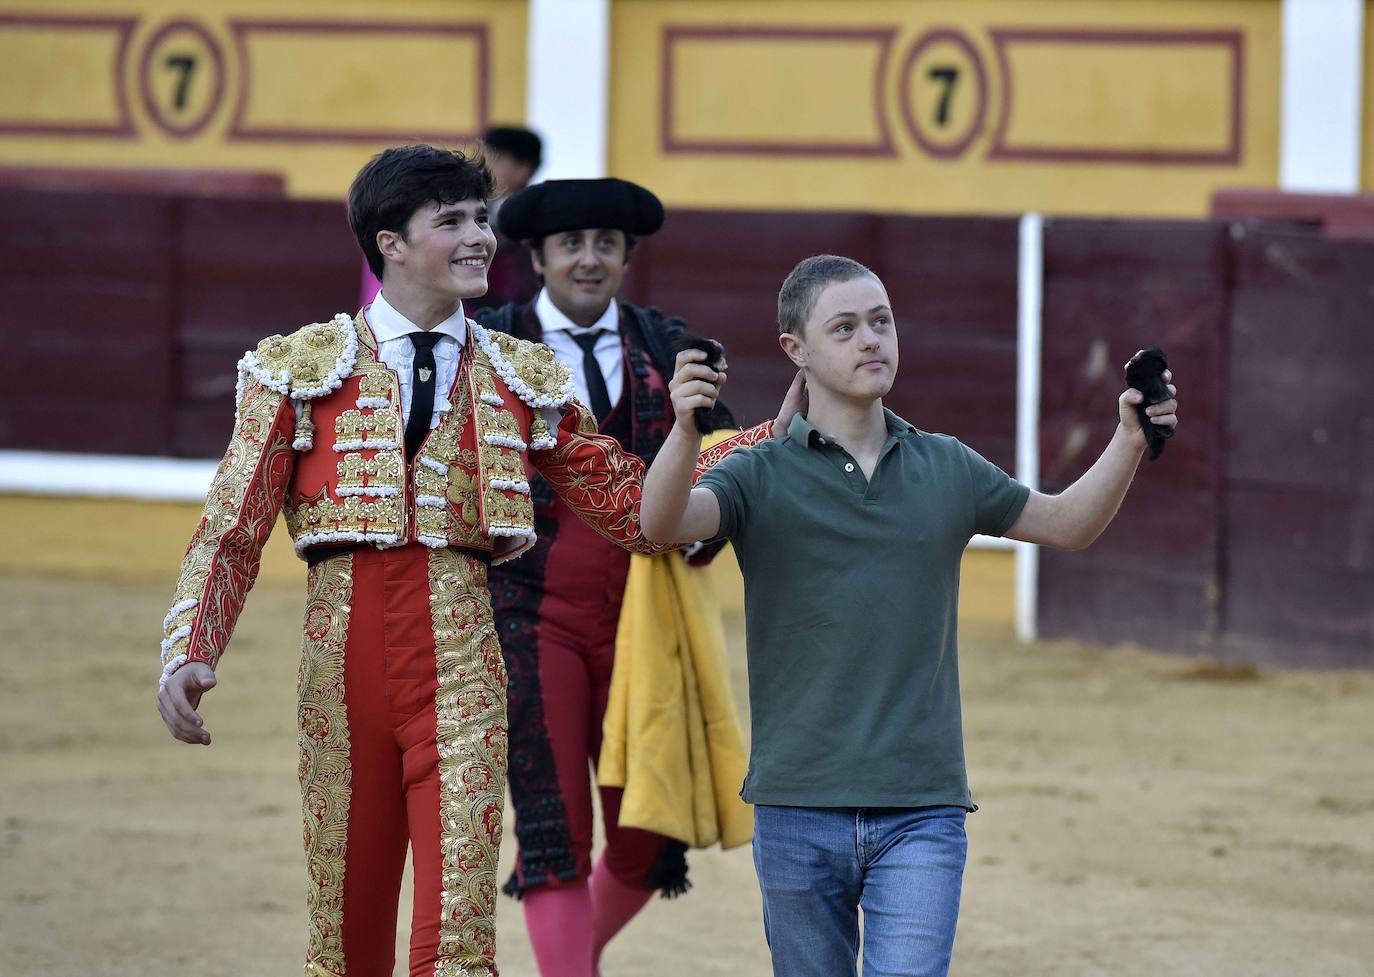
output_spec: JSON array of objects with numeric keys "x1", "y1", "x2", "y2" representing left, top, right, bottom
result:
[
  {"x1": 1015, "y1": 212, "x2": 1043, "y2": 644},
  {"x1": 525, "y1": 0, "x2": 611, "y2": 179},
  {"x1": 1280, "y1": 0, "x2": 1364, "y2": 192}
]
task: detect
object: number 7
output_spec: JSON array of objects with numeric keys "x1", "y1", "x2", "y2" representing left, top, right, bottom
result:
[
  {"x1": 927, "y1": 66, "x2": 959, "y2": 127},
  {"x1": 164, "y1": 54, "x2": 197, "y2": 111}
]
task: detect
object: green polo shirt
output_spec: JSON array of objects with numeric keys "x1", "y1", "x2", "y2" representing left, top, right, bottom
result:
[{"x1": 697, "y1": 409, "x2": 1029, "y2": 808}]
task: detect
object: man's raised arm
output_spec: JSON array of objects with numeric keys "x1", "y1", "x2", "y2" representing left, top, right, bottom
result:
[
  {"x1": 641, "y1": 348, "x2": 727, "y2": 545},
  {"x1": 1007, "y1": 363, "x2": 1178, "y2": 551}
]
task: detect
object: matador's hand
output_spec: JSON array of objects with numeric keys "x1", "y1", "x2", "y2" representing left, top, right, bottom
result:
[
  {"x1": 157, "y1": 662, "x2": 217, "y2": 745},
  {"x1": 772, "y1": 369, "x2": 808, "y2": 438}
]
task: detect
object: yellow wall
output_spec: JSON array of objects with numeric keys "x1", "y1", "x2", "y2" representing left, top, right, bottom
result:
[
  {"x1": 0, "y1": 0, "x2": 527, "y2": 199},
  {"x1": 609, "y1": 0, "x2": 1281, "y2": 217}
]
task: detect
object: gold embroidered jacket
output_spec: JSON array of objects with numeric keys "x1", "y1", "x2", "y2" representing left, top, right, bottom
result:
[{"x1": 158, "y1": 311, "x2": 773, "y2": 684}]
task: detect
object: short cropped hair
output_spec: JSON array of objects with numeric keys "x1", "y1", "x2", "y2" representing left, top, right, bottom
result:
[
  {"x1": 348, "y1": 144, "x2": 495, "y2": 279},
  {"x1": 777, "y1": 255, "x2": 876, "y2": 336}
]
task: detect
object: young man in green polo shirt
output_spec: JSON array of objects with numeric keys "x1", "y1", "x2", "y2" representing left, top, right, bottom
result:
[{"x1": 643, "y1": 254, "x2": 1179, "y2": 977}]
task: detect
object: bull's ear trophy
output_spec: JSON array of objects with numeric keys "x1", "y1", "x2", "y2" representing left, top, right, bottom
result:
[
  {"x1": 1124, "y1": 348, "x2": 1172, "y2": 462},
  {"x1": 672, "y1": 330, "x2": 728, "y2": 435}
]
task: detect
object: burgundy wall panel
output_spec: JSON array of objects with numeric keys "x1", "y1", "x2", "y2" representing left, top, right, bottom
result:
[
  {"x1": 0, "y1": 187, "x2": 177, "y2": 454},
  {"x1": 1221, "y1": 227, "x2": 1374, "y2": 667},
  {"x1": 173, "y1": 197, "x2": 358, "y2": 456},
  {"x1": 1036, "y1": 220, "x2": 1230, "y2": 652},
  {"x1": 623, "y1": 211, "x2": 886, "y2": 429},
  {"x1": 624, "y1": 210, "x2": 1020, "y2": 468},
  {"x1": 874, "y1": 217, "x2": 1019, "y2": 471}
]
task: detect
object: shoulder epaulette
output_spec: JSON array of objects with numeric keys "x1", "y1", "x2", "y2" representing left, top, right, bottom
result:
[
  {"x1": 235, "y1": 313, "x2": 358, "y2": 409},
  {"x1": 469, "y1": 320, "x2": 573, "y2": 409}
]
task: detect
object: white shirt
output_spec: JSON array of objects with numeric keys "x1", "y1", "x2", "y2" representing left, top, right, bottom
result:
[
  {"x1": 536, "y1": 289, "x2": 624, "y2": 413},
  {"x1": 365, "y1": 291, "x2": 467, "y2": 429}
]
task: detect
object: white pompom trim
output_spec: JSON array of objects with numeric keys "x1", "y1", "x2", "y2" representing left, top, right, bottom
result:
[
  {"x1": 489, "y1": 478, "x2": 531, "y2": 495},
  {"x1": 235, "y1": 313, "x2": 358, "y2": 411},
  {"x1": 530, "y1": 434, "x2": 557, "y2": 450},
  {"x1": 333, "y1": 439, "x2": 399, "y2": 452},
  {"x1": 292, "y1": 437, "x2": 314, "y2": 451},
  {"x1": 479, "y1": 391, "x2": 505, "y2": 407},
  {"x1": 418, "y1": 456, "x2": 449, "y2": 474},
  {"x1": 417, "y1": 533, "x2": 449, "y2": 548},
  {"x1": 356, "y1": 396, "x2": 390, "y2": 409},
  {"x1": 416, "y1": 494, "x2": 447, "y2": 508},
  {"x1": 489, "y1": 524, "x2": 537, "y2": 540},
  {"x1": 336, "y1": 485, "x2": 400, "y2": 498},
  {"x1": 159, "y1": 654, "x2": 189, "y2": 690},
  {"x1": 293, "y1": 530, "x2": 403, "y2": 556},
  {"x1": 162, "y1": 598, "x2": 199, "y2": 632},
  {"x1": 160, "y1": 625, "x2": 192, "y2": 658},
  {"x1": 483, "y1": 433, "x2": 527, "y2": 451},
  {"x1": 470, "y1": 321, "x2": 574, "y2": 409}
]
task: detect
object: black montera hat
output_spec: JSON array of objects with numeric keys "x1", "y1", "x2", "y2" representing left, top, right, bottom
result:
[{"x1": 497, "y1": 178, "x2": 664, "y2": 241}]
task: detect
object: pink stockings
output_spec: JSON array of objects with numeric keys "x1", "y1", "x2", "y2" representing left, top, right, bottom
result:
[{"x1": 522, "y1": 852, "x2": 656, "y2": 976}]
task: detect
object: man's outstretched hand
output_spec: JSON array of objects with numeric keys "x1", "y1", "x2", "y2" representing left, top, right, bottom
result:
[
  {"x1": 157, "y1": 662, "x2": 216, "y2": 745},
  {"x1": 669, "y1": 348, "x2": 726, "y2": 434},
  {"x1": 1118, "y1": 353, "x2": 1179, "y2": 454}
]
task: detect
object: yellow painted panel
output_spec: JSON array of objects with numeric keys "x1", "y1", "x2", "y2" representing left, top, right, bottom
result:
[
  {"x1": 0, "y1": 0, "x2": 527, "y2": 200},
  {"x1": 235, "y1": 30, "x2": 484, "y2": 137},
  {"x1": 610, "y1": 0, "x2": 1281, "y2": 218},
  {"x1": 0, "y1": 19, "x2": 129, "y2": 129},
  {"x1": 1000, "y1": 41, "x2": 1237, "y2": 154},
  {"x1": 668, "y1": 34, "x2": 890, "y2": 147}
]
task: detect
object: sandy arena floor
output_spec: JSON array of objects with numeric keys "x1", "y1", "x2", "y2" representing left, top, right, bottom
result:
[{"x1": 1, "y1": 496, "x2": 1371, "y2": 976}]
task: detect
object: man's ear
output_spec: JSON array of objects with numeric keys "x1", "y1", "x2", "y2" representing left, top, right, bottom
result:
[
  {"x1": 376, "y1": 228, "x2": 405, "y2": 266},
  {"x1": 779, "y1": 332, "x2": 807, "y2": 369}
]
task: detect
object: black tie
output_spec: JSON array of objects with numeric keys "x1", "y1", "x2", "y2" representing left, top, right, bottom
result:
[
  {"x1": 572, "y1": 331, "x2": 613, "y2": 425},
  {"x1": 405, "y1": 332, "x2": 443, "y2": 457}
]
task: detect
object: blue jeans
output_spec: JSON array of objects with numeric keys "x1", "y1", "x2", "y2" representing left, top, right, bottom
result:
[{"x1": 752, "y1": 805, "x2": 968, "y2": 977}]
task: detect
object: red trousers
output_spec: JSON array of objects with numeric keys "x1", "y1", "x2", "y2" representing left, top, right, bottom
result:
[{"x1": 298, "y1": 545, "x2": 505, "y2": 977}]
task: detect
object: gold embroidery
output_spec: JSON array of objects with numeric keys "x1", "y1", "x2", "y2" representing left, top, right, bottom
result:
[
  {"x1": 413, "y1": 359, "x2": 482, "y2": 547},
  {"x1": 358, "y1": 369, "x2": 391, "y2": 399},
  {"x1": 286, "y1": 495, "x2": 402, "y2": 538},
  {"x1": 297, "y1": 554, "x2": 353, "y2": 977},
  {"x1": 354, "y1": 312, "x2": 378, "y2": 353},
  {"x1": 253, "y1": 320, "x2": 352, "y2": 392},
  {"x1": 161, "y1": 380, "x2": 293, "y2": 669},
  {"x1": 294, "y1": 400, "x2": 315, "y2": 446},
  {"x1": 445, "y1": 469, "x2": 481, "y2": 525},
  {"x1": 335, "y1": 407, "x2": 400, "y2": 444},
  {"x1": 491, "y1": 330, "x2": 572, "y2": 402},
  {"x1": 428, "y1": 550, "x2": 507, "y2": 975},
  {"x1": 336, "y1": 451, "x2": 403, "y2": 494},
  {"x1": 477, "y1": 400, "x2": 521, "y2": 440},
  {"x1": 530, "y1": 413, "x2": 553, "y2": 445},
  {"x1": 472, "y1": 350, "x2": 535, "y2": 540}
]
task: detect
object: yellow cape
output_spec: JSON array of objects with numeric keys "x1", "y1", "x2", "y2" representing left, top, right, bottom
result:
[{"x1": 597, "y1": 543, "x2": 752, "y2": 850}]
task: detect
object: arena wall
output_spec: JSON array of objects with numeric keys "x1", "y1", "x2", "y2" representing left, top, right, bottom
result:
[
  {"x1": 1035, "y1": 218, "x2": 1374, "y2": 669},
  {"x1": 3, "y1": 184, "x2": 1369, "y2": 667}
]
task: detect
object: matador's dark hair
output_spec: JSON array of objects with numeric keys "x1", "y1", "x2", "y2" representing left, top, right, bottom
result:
[{"x1": 347, "y1": 143, "x2": 495, "y2": 279}]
